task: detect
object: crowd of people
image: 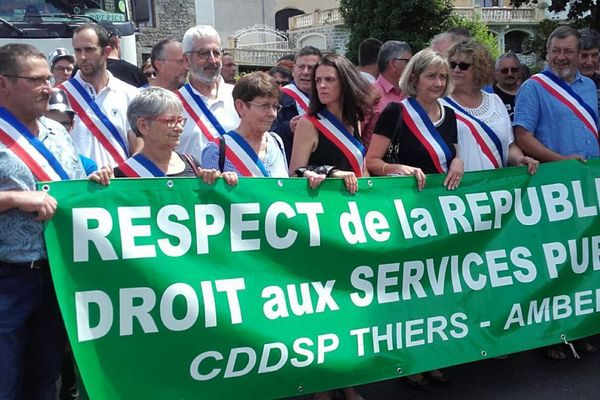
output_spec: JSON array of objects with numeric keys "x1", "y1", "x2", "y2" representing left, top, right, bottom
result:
[{"x1": 1, "y1": 19, "x2": 599, "y2": 400}]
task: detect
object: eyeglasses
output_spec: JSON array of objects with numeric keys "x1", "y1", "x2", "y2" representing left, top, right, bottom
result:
[
  {"x1": 148, "y1": 115, "x2": 187, "y2": 128},
  {"x1": 187, "y1": 48, "x2": 223, "y2": 60},
  {"x1": 549, "y1": 48, "x2": 577, "y2": 57},
  {"x1": 275, "y1": 80, "x2": 289, "y2": 86},
  {"x1": 449, "y1": 61, "x2": 472, "y2": 71},
  {"x1": 144, "y1": 71, "x2": 156, "y2": 78},
  {"x1": 3, "y1": 74, "x2": 52, "y2": 87},
  {"x1": 394, "y1": 58, "x2": 410, "y2": 63},
  {"x1": 53, "y1": 66, "x2": 74, "y2": 73},
  {"x1": 247, "y1": 102, "x2": 282, "y2": 113},
  {"x1": 500, "y1": 67, "x2": 519, "y2": 75}
]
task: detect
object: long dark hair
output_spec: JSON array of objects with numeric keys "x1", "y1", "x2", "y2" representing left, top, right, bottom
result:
[{"x1": 308, "y1": 53, "x2": 374, "y2": 132}]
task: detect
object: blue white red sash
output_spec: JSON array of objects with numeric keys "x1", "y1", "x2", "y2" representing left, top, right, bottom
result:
[
  {"x1": 401, "y1": 98, "x2": 454, "y2": 173},
  {"x1": 281, "y1": 83, "x2": 309, "y2": 116},
  {"x1": 222, "y1": 131, "x2": 270, "y2": 177},
  {"x1": 0, "y1": 107, "x2": 70, "y2": 181},
  {"x1": 60, "y1": 78, "x2": 129, "y2": 164},
  {"x1": 282, "y1": 83, "x2": 365, "y2": 175},
  {"x1": 531, "y1": 70, "x2": 598, "y2": 140},
  {"x1": 442, "y1": 96, "x2": 504, "y2": 168},
  {"x1": 306, "y1": 110, "x2": 366, "y2": 176},
  {"x1": 117, "y1": 153, "x2": 166, "y2": 177},
  {"x1": 177, "y1": 83, "x2": 227, "y2": 143}
]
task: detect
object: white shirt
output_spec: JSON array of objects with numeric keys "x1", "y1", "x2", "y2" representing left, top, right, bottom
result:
[
  {"x1": 177, "y1": 77, "x2": 240, "y2": 160},
  {"x1": 453, "y1": 91, "x2": 513, "y2": 172},
  {"x1": 359, "y1": 71, "x2": 376, "y2": 83},
  {"x1": 69, "y1": 70, "x2": 140, "y2": 167}
]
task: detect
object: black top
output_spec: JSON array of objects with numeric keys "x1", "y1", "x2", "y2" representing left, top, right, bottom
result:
[
  {"x1": 373, "y1": 101, "x2": 457, "y2": 174},
  {"x1": 114, "y1": 153, "x2": 200, "y2": 177},
  {"x1": 493, "y1": 84, "x2": 516, "y2": 121},
  {"x1": 107, "y1": 58, "x2": 148, "y2": 88},
  {"x1": 307, "y1": 119, "x2": 358, "y2": 171}
]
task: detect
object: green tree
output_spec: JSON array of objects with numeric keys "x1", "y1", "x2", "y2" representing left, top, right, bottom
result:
[
  {"x1": 339, "y1": 0, "x2": 453, "y2": 63},
  {"x1": 522, "y1": 19, "x2": 561, "y2": 62},
  {"x1": 443, "y1": 14, "x2": 500, "y2": 59},
  {"x1": 509, "y1": 0, "x2": 599, "y2": 31}
]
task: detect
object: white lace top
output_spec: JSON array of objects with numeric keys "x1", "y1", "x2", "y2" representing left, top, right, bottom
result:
[{"x1": 450, "y1": 91, "x2": 513, "y2": 171}]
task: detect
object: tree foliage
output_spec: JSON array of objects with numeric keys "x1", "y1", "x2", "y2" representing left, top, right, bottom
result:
[
  {"x1": 339, "y1": 0, "x2": 454, "y2": 63},
  {"x1": 522, "y1": 19, "x2": 561, "y2": 62},
  {"x1": 443, "y1": 14, "x2": 500, "y2": 59},
  {"x1": 509, "y1": 0, "x2": 600, "y2": 31}
]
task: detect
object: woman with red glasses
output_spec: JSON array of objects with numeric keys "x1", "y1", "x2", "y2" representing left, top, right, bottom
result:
[
  {"x1": 90, "y1": 87, "x2": 237, "y2": 183},
  {"x1": 444, "y1": 40, "x2": 538, "y2": 173}
]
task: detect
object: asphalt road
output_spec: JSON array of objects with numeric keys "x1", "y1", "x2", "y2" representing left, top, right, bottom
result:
[{"x1": 289, "y1": 334, "x2": 600, "y2": 400}]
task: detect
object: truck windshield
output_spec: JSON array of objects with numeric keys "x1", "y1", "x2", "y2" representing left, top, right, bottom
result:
[{"x1": 0, "y1": 0, "x2": 128, "y2": 22}]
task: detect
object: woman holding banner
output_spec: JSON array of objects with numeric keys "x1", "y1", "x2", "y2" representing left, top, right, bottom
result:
[
  {"x1": 444, "y1": 39, "x2": 538, "y2": 173},
  {"x1": 89, "y1": 87, "x2": 237, "y2": 184},
  {"x1": 289, "y1": 53, "x2": 374, "y2": 194},
  {"x1": 365, "y1": 48, "x2": 461, "y2": 388},
  {"x1": 365, "y1": 48, "x2": 464, "y2": 191},
  {"x1": 201, "y1": 71, "x2": 289, "y2": 177},
  {"x1": 288, "y1": 53, "x2": 372, "y2": 400}
]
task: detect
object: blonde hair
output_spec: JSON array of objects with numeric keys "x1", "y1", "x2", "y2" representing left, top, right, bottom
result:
[
  {"x1": 447, "y1": 39, "x2": 494, "y2": 90},
  {"x1": 399, "y1": 48, "x2": 452, "y2": 98}
]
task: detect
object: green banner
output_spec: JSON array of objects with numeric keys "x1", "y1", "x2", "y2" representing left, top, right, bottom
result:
[{"x1": 42, "y1": 160, "x2": 600, "y2": 399}]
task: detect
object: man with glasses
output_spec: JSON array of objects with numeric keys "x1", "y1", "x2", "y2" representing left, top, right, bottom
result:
[
  {"x1": 150, "y1": 38, "x2": 188, "y2": 91},
  {"x1": 176, "y1": 25, "x2": 240, "y2": 160},
  {"x1": 493, "y1": 51, "x2": 522, "y2": 121},
  {"x1": 271, "y1": 45, "x2": 322, "y2": 162},
  {"x1": 0, "y1": 43, "x2": 86, "y2": 400},
  {"x1": 61, "y1": 23, "x2": 141, "y2": 167},
  {"x1": 515, "y1": 25, "x2": 599, "y2": 163},
  {"x1": 361, "y1": 40, "x2": 412, "y2": 147},
  {"x1": 49, "y1": 47, "x2": 75, "y2": 86}
]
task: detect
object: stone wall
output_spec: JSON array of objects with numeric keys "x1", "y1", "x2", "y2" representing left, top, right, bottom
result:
[
  {"x1": 287, "y1": 24, "x2": 350, "y2": 55},
  {"x1": 135, "y1": 0, "x2": 197, "y2": 64}
]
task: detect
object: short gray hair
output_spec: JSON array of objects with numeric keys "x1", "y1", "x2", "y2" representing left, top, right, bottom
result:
[
  {"x1": 399, "y1": 48, "x2": 452, "y2": 98},
  {"x1": 182, "y1": 25, "x2": 221, "y2": 53},
  {"x1": 547, "y1": 25, "x2": 582, "y2": 52},
  {"x1": 127, "y1": 87, "x2": 184, "y2": 137},
  {"x1": 495, "y1": 51, "x2": 521, "y2": 70},
  {"x1": 579, "y1": 28, "x2": 600, "y2": 51},
  {"x1": 377, "y1": 40, "x2": 412, "y2": 73}
]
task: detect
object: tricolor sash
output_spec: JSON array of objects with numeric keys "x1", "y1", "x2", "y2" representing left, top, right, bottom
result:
[
  {"x1": 281, "y1": 83, "x2": 309, "y2": 116},
  {"x1": 60, "y1": 78, "x2": 129, "y2": 164},
  {"x1": 222, "y1": 131, "x2": 269, "y2": 177},
  {"x1": 0, "y1": 108, "x2": 70, "y2": 181},
  {"x1": 177, "y1": 83, "x2": 227, "y2": 143},
  {"x1": 531, "y1": 70, "x2": 598, "y2": 140},
  {"x1": 401, "y1": 98, "x2": 454, "y2": 173},
  {"x1": 442, "y1": 96, "x2": 504, "y2": 168},
  {"x1": 307, "y1": 110, "x2": 366, "y2": 176},
  {"x1": 117, "y1": 154, "x2": 166, "y2": 177}
]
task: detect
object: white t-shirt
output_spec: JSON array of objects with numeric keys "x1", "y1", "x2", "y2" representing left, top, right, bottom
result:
[
  {"x1": 177, "y1": 78, "x2": 240, "y2": 160},
  {"x1": 453, "y1": 91, "x2": 513, "y2": 171},
  {"x1": 69, "y1": 71, "x2": 140, "y2": 167}
]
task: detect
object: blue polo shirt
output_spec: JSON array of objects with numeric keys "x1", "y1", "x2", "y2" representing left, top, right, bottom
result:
[{"x1": 513, "y1": 68, "x2": 600, "y2": 159}]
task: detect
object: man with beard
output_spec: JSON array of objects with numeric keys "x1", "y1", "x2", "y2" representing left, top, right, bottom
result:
[
  {"x1": 493, "y1": 52, "x2": 522, "y2": 121},
  {"x1": 176, "y1": 25, "x2": 239, "y2": 159},
  {"x1": 271, "y1": 46, "x2": 321, "y2": 162},
  {"x1": 0, "y1": 43, "x2": 86, "y2": 400},
  {"x1": 150, "y1": 38, "x2": 188, "y2": 91},
  {"x1": 60, "y1": 23, "x2": 141, "y2": 167},
  {"x1": 515, "y1": 25, "x2": 599, "y2": 162}
]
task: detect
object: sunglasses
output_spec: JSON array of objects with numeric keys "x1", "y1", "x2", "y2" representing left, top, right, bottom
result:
[
  {"x1": 500, "y1": 67, "x2": 519, "y2": 75},
  {"x1": 144, "y1": 71, "x2": 156, "y2": 78},
  {"x1": 449, "y1": 61, "x2": 472, "y2": 71}
]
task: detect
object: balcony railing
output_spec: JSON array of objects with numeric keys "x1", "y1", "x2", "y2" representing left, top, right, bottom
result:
[
  {"x1": 224, "y1": 48, "x2": 295, "y2": 67},
  {"x1": 453, "y1": 6, "x2": 539, "y2": 23},
  {"x1": 289, "y1": 8, "x2": 343, "y2": 30}
]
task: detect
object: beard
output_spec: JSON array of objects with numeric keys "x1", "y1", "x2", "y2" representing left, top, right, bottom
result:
[{"x1": 189, "y1": 63, "x2": 222, "y2": 85}]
